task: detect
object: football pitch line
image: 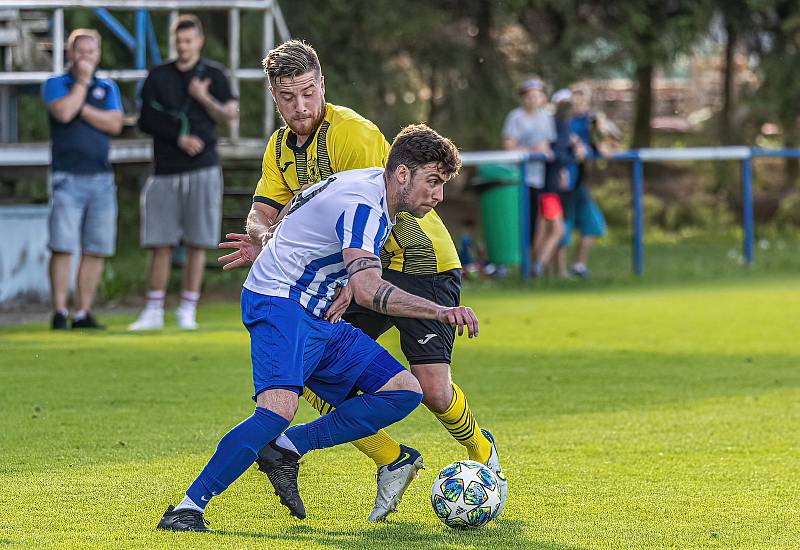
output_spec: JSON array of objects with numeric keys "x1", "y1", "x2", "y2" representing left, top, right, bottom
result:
[{"x1": 1, "y1": 278, "x2": 798, "y2": 549}]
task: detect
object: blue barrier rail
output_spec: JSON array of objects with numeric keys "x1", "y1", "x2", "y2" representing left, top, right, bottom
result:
[{"x1": 459, "y1": 147, "x2": 795, "y2": 278}]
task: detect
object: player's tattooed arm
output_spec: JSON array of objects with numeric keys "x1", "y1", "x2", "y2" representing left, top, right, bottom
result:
[
  {"x1": 372, "y1": 282, "x2": 395, "y2": 314},
  {"x1": 342, "y1": 248, "x2": 479, "y2": 337},
  {"x1": 345, "y1": 256, "x2": 382, "y2": 279}
]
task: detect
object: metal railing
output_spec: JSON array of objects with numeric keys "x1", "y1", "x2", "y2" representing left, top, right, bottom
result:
[
  {"x1": 0, "y1": 137, "x2": 788, "y2": 279},
  {"x1": 460, "y1": 147, "x2": 796, "y2": 278}
]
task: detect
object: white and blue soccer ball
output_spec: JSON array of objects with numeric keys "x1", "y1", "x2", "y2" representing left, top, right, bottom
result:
[{"x1": 431, "y1": 460, "x2": 501, "y2": 529}]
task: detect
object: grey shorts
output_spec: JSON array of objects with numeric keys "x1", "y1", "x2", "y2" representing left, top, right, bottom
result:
[
  {"x1": 140, "y1": 165, "x2": 223, "y2": 249},
  {"x1": 48, "y1": 171, "x2": 117, "y2": 256}
]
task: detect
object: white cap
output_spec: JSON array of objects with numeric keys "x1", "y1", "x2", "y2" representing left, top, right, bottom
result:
[{"x1": 551, "y1": 88, "x2": 573, "y2": 104}]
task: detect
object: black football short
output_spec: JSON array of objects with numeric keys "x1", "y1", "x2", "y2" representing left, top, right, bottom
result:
[{"x1": 343, "y1": 269, "x2": 461, "y2": 366}]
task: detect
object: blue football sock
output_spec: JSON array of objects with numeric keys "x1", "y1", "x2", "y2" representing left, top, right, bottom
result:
[
  {"x1": 185, "y1": 407, "x2": 289, "y2": 509},
  {"x1": 285, "y1": 390, "x2": 422, "y2": 456}
]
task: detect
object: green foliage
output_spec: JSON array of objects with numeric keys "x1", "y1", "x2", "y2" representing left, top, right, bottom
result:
[
  {"x1": 2, "y1": 272, "x2": 800, "y2": 548},
  {"x1": 773, "y1": 191, "x2": 800, "y2": 228}
]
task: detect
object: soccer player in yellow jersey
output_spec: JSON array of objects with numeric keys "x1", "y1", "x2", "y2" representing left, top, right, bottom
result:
[{"x1": 219, "y1": 40, "x2": 507, "y2": 521}]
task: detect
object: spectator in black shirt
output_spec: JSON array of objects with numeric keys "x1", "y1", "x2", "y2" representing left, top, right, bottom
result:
[{"x1": 131, "y1": 15, "x2": 238, "y2": 331}]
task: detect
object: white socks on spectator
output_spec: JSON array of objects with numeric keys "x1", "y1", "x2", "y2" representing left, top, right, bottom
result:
[
  {"x1": 178, "y1": 290, "x2": 200, "y2": 314},
  {"x1": 145, "y1": 290, "x2": 166, "y2": 311},
  {"x1": 73, "y1": 310, "x2": 88, "y2": 321},
  {"x1": 143, "y1": 290, "x2": 199, "y2": 312}
]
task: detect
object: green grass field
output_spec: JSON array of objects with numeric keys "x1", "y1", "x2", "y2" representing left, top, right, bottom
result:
[{"x1": 2, "y1": 268, "x2": 800, "y2": 548}]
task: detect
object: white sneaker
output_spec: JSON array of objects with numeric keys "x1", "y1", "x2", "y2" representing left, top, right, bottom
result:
[
  {"x1": 367, "y1": 444, "x2": 424, "y2": 522},
  {"x1": 128, "y1": 307, "x2": 164, "y2": 331},
  {"x1": 481, "y1": 428, "x2": 508, "y2": 518},
  {"x1": 176, "y1": 307, "x2": 198, "y2": 330}
]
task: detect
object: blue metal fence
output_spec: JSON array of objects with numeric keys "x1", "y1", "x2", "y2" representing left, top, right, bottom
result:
[{"x1": 460, "y1": 147, "x2": 796, "y2": 279}]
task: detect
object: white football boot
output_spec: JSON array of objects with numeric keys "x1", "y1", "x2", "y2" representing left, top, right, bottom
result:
[
  {"x1": 367, "y1": 444, "x2": 424, "y2": 522},
  {"x1": 128, "y1": 307, "x2": 164, "y2": 331},
  {"x1": 176, "y1": 306, "x2": 198, "y2": 330},
  {"x1": 481, "y1": 428, "x2": 508, "y2": 518}
]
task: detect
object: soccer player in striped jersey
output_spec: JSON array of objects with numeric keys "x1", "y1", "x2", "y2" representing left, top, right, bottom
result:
[
  {"x1": 219, "y1": 40, "x2": 506, "y2": 521},
  {"x1": 158, "y1": 125, "x2": 477, "y2": 531}
]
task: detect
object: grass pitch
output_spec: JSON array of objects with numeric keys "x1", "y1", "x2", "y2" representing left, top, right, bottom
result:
[{"x1": 1, "y1": 274, "x2": 799, "y2": 549}]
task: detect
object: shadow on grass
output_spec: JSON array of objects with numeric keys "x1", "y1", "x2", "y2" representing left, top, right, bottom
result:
[{"x1": 216, "y1": 519, "x2": 587, "y2": 550}]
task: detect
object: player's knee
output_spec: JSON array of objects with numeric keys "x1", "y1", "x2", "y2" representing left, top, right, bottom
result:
[
  {"x1": 379, "y1": 369, "x2": 422, "y2": 394},
  {"x1": 255, "y1": 388, "x2": 299, "y2": 421},
  {"x1": 418, "y1": 378, "x2": 452, "y2": 413},
  {"x1": 421, "y1": 387, "x2": 452, "y2": 414}
]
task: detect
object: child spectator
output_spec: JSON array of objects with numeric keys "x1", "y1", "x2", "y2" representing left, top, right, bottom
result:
[{"x1": 532, "y1": 88, "x2": 584, "y2": 278}]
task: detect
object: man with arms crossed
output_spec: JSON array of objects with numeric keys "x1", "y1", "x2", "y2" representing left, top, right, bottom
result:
[
  {"x1": 158, "y1": 125, "x2": 477, "y2": 531},
  {"x1": 220, "y1": 40, "x2": 506, "y2": 521}
]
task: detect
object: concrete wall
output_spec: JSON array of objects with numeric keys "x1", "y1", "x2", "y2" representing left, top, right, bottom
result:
[{"x1": 0, "y1": 204, "x2": 49, "y2": 304}]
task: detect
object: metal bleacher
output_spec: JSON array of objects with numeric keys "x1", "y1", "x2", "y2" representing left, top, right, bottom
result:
[
  {"x1": 0, "y1": 1, "x2": 291, "y2": 235},
  {"x1": 0, "y1": 0, "x2": 290, "y2": 144}
]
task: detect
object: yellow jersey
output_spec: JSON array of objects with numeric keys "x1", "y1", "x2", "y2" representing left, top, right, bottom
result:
[{"x1": 253, "y1": 103, "x2": 461, "y2": 275}]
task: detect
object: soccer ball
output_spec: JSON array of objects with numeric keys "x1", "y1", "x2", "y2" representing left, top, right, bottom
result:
[{"x1": 431, "y1": 460, "x2": 501, "y2": 529}]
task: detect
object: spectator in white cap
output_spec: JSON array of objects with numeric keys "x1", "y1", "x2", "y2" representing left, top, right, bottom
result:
[{"x1": 556, "y1": 83, "x2": 618, "y2": 278}]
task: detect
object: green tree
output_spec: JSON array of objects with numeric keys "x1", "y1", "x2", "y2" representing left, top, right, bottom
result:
[
  {"x1": 747, "y1": 0, "x2": 800, "y2": 187},
  {"x1": 593, "y1": 1, "x2": 712, "y2": 148}
]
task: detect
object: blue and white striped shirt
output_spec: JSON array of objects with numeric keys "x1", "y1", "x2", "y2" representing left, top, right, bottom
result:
[{"x1": 244, "y1": 167, "x2": 393, "y2": 317}]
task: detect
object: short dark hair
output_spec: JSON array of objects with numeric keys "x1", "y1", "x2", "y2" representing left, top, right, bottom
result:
[
  {"x1": 262, "y1": 39, "x2": 321, "y2": 88},
  {"x1": 386, "y1": 124, "x2": 461, "y2": 180},
  {"x1": 172, "y1": 14, "x2": 203, "y2": 36}
]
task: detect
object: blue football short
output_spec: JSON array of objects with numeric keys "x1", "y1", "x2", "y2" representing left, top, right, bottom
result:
[
  {"x1": 561, "y1": 184, "x2": 606, "y2": 247},
  {"x1": 241, "y1": 288, "x2": 403, "y2": 406}
]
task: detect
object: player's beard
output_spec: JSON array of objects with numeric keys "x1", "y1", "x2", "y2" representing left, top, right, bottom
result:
[
  {"x1": 287, "y1": 97, "x2": 326, "y2": 138},
  {"x1": 397, "y1": 183, "x2": 426, "y2": 218}
]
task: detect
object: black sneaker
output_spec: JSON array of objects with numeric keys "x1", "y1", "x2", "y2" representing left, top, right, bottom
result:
[
  {"x1": 156, "y1": 505, "x2": 212, "y2": 532},
  {"x1": 71, "y1": 313, "x2": 105, "y2": 330},
  {"x1": 256, "y1": 441, "x2": 306, "y2": 519},
  {"x1": 51, "y1": 311, "x2": 68, "y2": 330}
]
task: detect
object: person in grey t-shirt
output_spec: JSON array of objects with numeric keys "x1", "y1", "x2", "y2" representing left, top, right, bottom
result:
[
  {"x1": 502, "y1": 78, "x2": 556, "y2": 273},
  {"x1": 501, "y1": 78, "x2": 555, "y2": 188}
]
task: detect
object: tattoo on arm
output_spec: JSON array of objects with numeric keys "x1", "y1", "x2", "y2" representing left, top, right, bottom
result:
[
  {"x1": 345, "y1": 256, "x2": 382, "y2": 278},
  {"x1": 372, "y1": 282, "x2": 395, "y2": 314}
]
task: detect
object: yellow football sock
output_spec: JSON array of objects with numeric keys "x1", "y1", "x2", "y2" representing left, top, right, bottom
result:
[
  {"x1": 302, "y1": 387, "x2": 401, "y2": 466},
  {"x1": 435, "y1": 383, "x2": 492, "y2": 463}
]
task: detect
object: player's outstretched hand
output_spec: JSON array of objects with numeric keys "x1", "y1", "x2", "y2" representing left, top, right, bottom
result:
[
  {"x1": 437, "y1": 306, "x2": 479, "y2": 338},
  {"x1": 323, "y1": 284, "x2": 352, "y2": 324},
  {"x1": 218, "y1": 233, "x2": 261, "y2": 270}
]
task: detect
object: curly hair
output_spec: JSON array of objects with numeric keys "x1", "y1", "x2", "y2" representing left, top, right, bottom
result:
[{"x1": 386, "y1": 124, "x2": 461, "y2": 180}]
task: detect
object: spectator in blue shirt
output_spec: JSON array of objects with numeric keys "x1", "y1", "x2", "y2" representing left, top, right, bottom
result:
[
  {"x1": 42, "y1": 29, "x2": 122, "y2": 330},
  {"x1": 557, "y1": 83, "x2": 617, "y2": 278}
]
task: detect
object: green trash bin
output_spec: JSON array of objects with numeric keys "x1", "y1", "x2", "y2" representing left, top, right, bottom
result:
[{"x1": 475, "y1": 164, "x2": 521, "y2": 265}]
